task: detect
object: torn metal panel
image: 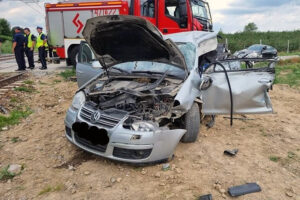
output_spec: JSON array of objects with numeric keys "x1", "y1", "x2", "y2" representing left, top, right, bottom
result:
[{"x1": 201, "y1": 67, "x2": 275, "y2": 114}]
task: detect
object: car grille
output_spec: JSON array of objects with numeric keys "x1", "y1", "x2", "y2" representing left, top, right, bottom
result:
[
  {"x1": 79, "y1": 104, "x2": 125, "y2": 129},
  {"x1": 113, "y1": 147, "x2": 152, "y2": 160},
  {"x1": 74, "y1": 132, "x2": 107, "y2": 153}
]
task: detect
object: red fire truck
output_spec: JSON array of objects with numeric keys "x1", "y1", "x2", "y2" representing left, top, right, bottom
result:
[{"x1": 45, "y1": 0, "x2": 212, "y2": 65}]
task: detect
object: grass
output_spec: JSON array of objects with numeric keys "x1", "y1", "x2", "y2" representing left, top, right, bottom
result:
[
  {"x1": 278, "y1": 51, "x2": 300, "y2": 56},
  {"x1": 269, "y1": 156, "x2": 280, "y2": 162},
  {"x1": 23, "y1": 80, "x2": 34, "y2": 85},
  {"x1": 11, "y1": 137, "x2": 20, "y2": 143},
  {"x1": 0, "y1": 40, "x2": 12, "y2": 54},
  {"x1": 274, "y1": 62, "x2": 300, "y2": 87},
  {"x1": 0, "y1": 165, "x2": 15, "y2": 181},
  {"x1": 58, "y1": 69, "x2": 76, "y2": 80},
  {"x1": 0, "y1": 108, "x2": 32, "y2": 130},
  {"x1": 14, "y1": 86, "x2": 35, "y2": 93},
  {"x1": 10, "y1": 97, "x2": 19, "y2": 103},
  {"x1": 38, "y1": 184, "x2": 64, "y2": 195}
]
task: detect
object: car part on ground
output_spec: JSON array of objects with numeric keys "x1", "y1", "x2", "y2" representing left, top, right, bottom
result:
[
  {"x1": 224, "y1": 149, "x2": 239, "y2": 156},
  {"x1": 198, "y1": 194, "x2": 213, "y2": 200},
  {"x1": 228, "y1": 183, "x2": 262, "y2": 197}
]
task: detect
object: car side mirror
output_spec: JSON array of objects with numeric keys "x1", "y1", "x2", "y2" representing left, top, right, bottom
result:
[{"x1": 91, "y1": 61, "x2": 102, "y2": 68}]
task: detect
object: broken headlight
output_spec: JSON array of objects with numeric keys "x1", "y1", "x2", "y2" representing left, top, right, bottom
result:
[
  {"x1": 131, "y1": 121, "x2": 156, "y2": 132},
  {"x1": 71, "y1": 91, "x2": 86, "y2": 110}
]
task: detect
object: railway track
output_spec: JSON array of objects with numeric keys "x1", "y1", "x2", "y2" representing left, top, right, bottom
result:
[
  {"x1": 0, "y1": 72, "x2": 26, "y2": 89},
  {"x1": 0, "y1": 54, "x2": 15, "y2": 62},
  {"x1": 0, "y1": 53, "x2": 39, "y2": 62}
]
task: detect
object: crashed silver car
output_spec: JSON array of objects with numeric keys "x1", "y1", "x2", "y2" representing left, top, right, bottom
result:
[{"x1": 64, "y1": 15, "x2": 276, "y2": 164}]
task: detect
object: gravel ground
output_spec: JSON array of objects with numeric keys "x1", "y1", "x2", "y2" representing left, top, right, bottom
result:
[{"x1": 0, "y1": 73, "x2": 299, "y2": 200}]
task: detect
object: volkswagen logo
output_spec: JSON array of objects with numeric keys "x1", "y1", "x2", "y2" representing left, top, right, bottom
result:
[{"x1": 91, "y1": 111, "x2": 101, "y2": 123}]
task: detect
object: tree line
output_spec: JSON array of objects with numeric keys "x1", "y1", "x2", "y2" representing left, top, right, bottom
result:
[{"x1": 218, "y1": 23, "x2": 300, "y2": 53}]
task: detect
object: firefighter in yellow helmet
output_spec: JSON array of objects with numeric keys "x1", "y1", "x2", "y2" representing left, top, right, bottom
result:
[{"x1": 36, "y1": 26, "x2": 47, "y2": 70}]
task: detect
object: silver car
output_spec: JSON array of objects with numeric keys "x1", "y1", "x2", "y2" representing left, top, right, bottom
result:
[{"x1": 65, "y1": 15, "x2": 276, "y2": 164}]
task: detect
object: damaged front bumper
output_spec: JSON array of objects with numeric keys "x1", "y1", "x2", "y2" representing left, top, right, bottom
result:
[{"x1": 64, "y1": 107, "x2": 186, "y2": 164}]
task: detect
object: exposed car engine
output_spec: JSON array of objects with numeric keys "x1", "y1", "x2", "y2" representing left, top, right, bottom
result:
[{"x1": 84, "y1": 76, "x2": 183, "y2": 125}]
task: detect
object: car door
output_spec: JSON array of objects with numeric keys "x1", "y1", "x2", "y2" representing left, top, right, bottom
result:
[
  {"x1": 201, "y1": 61, "x2": 275, "y2": 115},
  {"x1": 76, "y1": 41, "x2": 103, "y2": 87}
]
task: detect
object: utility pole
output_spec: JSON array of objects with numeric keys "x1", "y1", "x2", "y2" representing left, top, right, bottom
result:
[{"x1": 287, "y1": 40, "x2": 290, "y2": 54}]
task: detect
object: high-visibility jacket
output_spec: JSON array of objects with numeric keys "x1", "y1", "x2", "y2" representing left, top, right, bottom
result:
[
  {"x1": 37, "y1": 33, "x2": 48, "y2": 48},
  {"x1": 27, "y1": 33, "x2": 33, "y2": 48}
]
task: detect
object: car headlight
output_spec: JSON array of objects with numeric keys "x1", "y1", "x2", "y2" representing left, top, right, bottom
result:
[
  {"x1": 71, "y1": 91, "x2": 86, "y2": 110},
  {"x1": 131, "y1": 121, "x2": 156, "y2": 132}
]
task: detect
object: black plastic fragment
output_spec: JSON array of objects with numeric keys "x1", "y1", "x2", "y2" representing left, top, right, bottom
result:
[
  {"x1": 228, "y1": 183, "x2": 261, "y2": 197},
  {"x1": 198, "y1": 194, "x2": 212, "y2": 200},
  {"x1": 224, "y1": 149, "x2": 239, "y2": 156}
]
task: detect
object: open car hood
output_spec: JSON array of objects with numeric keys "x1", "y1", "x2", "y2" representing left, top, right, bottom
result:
[{"x1": 82, "y1": 15, "x2": 187, "y2": 70}]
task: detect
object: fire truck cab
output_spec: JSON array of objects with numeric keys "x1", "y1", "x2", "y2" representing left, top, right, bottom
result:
[{"x1": 45, "y1": 0, "x2": 212, "y2": 66}]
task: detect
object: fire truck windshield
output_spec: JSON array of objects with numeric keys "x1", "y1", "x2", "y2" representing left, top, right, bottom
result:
[{"x1": 190, "y1": 0, "x2": 211, "y2": 20}]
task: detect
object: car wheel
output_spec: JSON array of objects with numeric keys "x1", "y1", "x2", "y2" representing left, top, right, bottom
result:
[
  {"x1": 181, "y1": 102, "x2": 201, "y2": 143},
  {"x1": 69, "y1": 45, "x2": 80, "y2": 68}
]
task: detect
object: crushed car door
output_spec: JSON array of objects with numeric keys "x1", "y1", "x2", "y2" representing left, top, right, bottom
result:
[
  {"x1": 201, "y1": 61, "x2": 275, "y2": 115},
  {"x1": 76, "y1": 41, "x2": 103, "y2": 88}
]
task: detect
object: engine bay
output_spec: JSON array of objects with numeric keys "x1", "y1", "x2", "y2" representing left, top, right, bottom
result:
[{"x1": 84, "y1": 76, "x2": 183, "y2": 126}]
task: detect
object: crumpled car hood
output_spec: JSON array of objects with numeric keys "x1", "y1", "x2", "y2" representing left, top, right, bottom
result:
[{"x1": 82, "y1": 15, "x2": 187, "y2": 70}]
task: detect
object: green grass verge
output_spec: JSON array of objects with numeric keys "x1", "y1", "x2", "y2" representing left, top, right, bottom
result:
[
  {"x1": 274, "y1": 62, "x2": 300, "y2": 87},
  {"x1": 278, "y1": 51, "x2": 300, "y2": 56},
  {"x1": 0, "y1": 108, "x2": 32, "y2": 130},
  {"x1": 0, "y1": 40, "x2": 12, "y2": 54},
  {"x1": 58, "y1": 69, "x2": 76, "y2": 80}
]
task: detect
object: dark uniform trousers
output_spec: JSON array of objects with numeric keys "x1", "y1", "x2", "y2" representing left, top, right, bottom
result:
[
  {"x1": 38, "y1": 46, "x2": 47, "y2": 69},
  {"x1": 14, "y1": 46, "x2": 26, "y2": 70},
  {"x1": 25, "y1": 47, "x2": 35, "y2": 68}
]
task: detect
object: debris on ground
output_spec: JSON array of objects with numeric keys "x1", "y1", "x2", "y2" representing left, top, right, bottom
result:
[
  {"x1": 224, "y1": 149, "x2": 239, "y2": 156},
  {"x1": 199, "y1": 194, "x2": 212, "y2": 200},
  {"x1": 7, "y1": 164, "x2": 22, "y2": 174},
  {"x1": 162, "y1": 163, "x2": 170, "y2": 171},
  {"x1": 228, "y1": 183, "x2": 261, "y2": 197}
]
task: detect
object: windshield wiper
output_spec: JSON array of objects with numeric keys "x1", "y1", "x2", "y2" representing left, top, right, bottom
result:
[{"x1": 132, "y1": 70, "x2": 182, "y2": 79}]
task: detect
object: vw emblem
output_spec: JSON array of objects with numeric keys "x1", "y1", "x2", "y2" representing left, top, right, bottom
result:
[{"x1": 91, "y1": 111, "x2": 101, "y2": 122}]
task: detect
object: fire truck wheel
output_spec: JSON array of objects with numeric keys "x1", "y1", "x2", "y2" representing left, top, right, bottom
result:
[{"x1": 69, "y1": 45, "x2": 80, "y2": 68}]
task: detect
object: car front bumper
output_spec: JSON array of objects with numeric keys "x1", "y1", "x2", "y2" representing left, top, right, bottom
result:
[{"x1": 64, "y1": 107, "x2": 186, "y2": 164}]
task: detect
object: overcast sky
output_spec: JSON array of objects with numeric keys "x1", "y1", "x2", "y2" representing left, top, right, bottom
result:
[{"x1": 0, "y1": 0, "x2": 299, "y2": 35}]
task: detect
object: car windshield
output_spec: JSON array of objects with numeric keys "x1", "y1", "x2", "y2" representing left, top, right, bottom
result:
[
  {"x1": 248, "y1": 45, "x2": 263, "y2": 51},
  {"x1": 109, "y1": 42, "x2": 196, "y2": 78},
  {"x1": 190, "y1": 0, "x2": 211, "y2": 19}
]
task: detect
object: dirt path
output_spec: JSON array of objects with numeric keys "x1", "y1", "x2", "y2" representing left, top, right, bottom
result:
[{"x1": 0, "y1": 74, "x2": 299, "y2": 200}]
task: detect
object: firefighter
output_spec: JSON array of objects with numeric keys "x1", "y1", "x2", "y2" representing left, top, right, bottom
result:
[
  {"x1": 24, "y1": 28, "x2": 36, "y2": 69},
  {"x1": 12, "y1": 27, "x2": 26, "y2": 71},
  {"x1": 36, "y1": 26, "x2": 47, "y2": 70}
]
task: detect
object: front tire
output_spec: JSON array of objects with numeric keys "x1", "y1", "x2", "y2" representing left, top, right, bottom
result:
[{"x1": 181, "y1": 103, "x2": 201, "y2": 143}]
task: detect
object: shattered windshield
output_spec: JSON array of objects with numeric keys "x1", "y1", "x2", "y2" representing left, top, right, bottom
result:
[
  {"x1": 190, "y1": 0, "x2": 210, "y2": 19},
  {"x1": 109, "y1": 42, "x2": 196, "y2": 78}
]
